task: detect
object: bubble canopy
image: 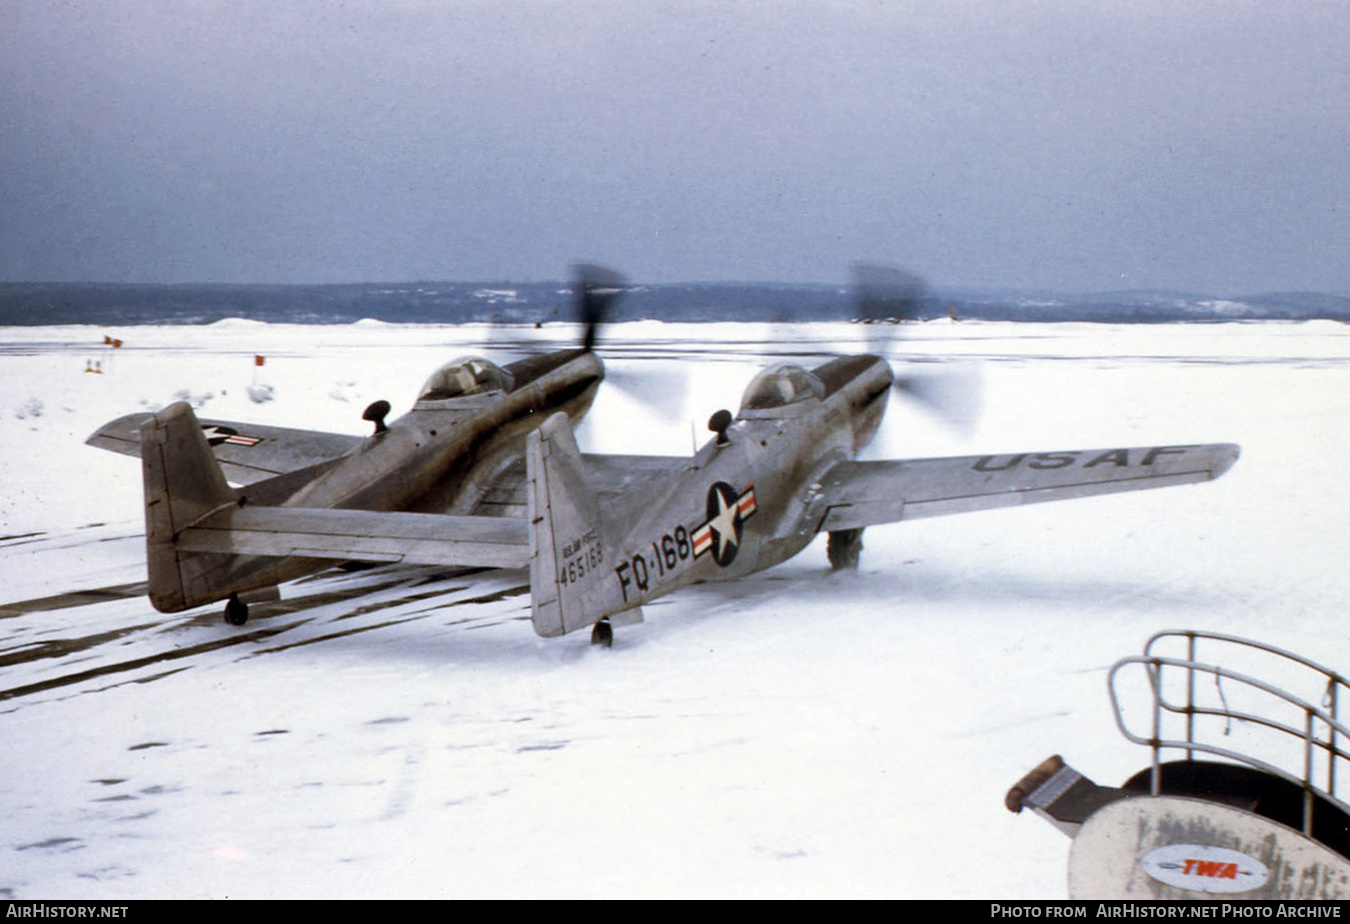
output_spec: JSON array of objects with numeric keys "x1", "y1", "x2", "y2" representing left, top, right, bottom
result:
[
  {"x1": 418, "y1": 357, "x2": 514, "y2": 401},
  {"x1": 739, "y1": 364, "x2": 825, "y2": 412}
]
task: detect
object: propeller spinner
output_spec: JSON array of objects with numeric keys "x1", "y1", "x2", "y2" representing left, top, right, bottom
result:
[
  {"x1": 574, "y1": 262, "x2": 627, "y2": 352},
  {"x1": 572, "y1": 263, "x2": 691, "y2": 422},
  {"x1": 850, "y1": 262, "x2": 981, "y2": 433}
]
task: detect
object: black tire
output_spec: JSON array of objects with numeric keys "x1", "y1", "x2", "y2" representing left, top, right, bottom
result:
[
  {"x1": 591, "y1": 619, "x2": 613, "y2": 648},
  {"x1": 827, "y1": 528, "x2": 864, "y2": 570},
  {"x1": 224, "y1": 595, "x2": 249, "y2": 626}
]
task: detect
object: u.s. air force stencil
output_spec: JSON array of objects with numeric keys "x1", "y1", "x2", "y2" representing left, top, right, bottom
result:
[{"x1": 692, "y1": 481, "x2": 757, "y2": 567}]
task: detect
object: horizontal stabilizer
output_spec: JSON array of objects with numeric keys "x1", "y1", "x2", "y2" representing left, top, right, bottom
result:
[
  {"x1": 89, "y1": 412, "x2": 361, "y2": 485},
  {"x1": 177, "y1": 506, "x2": 530, "y2": 569},
  {"x1": 814, "y1": 443, "x2": 1240, "y2": 532}
]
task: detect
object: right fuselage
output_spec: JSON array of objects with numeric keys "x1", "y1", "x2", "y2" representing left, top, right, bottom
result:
[{"x1": 604, "y1": 354, "x2": 892, "y2": 613}]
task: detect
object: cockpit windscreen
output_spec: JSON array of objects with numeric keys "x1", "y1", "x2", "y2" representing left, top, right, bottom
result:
[
  {"x1": 739, "y1": 364, "x2": 826, "y2": 411},
  {"x1": 418, "y1": 357, "x2": 513, "y2": 401}
]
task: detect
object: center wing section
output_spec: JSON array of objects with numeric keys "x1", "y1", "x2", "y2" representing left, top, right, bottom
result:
[
  {"x1": 460, "y1": 453, "x2": 691, "y2": 519},
  {"x1": 88, "y1": 412, "x2": 364, "y2": 485},
  {"x1": 176, "y1": 506, "x2": 530, "y2": 568},
  {"x1": 811, "y1": 443, "x2": 1240, "y2": 533}
]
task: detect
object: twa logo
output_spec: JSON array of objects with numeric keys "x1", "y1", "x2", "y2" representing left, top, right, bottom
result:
[
  {"x1": 1182, "y1": 858, "x2": 1239, "y2": 879},
  {"x1": 1140, "y1": 844, "x2": 1269, "y2": 894}
]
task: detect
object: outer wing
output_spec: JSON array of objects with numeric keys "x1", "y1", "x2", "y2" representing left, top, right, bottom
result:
[
  {"x1": 88, "y1": 412, "x2": 363, "y2": 485},
  {"x1": 176, "y1": 506, "x2": 530, "y2": 568},
  {"x1": 811, "y1": 443, "x2": 1240, "y2": 533}
]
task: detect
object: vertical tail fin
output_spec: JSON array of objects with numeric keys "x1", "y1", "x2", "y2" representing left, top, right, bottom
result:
[
  {"x1": 526, "y1": 412, "x2": 637, "y2": 637},
  {"x1": 141, "y1": 401, "x2": 237, "y2": 612}
]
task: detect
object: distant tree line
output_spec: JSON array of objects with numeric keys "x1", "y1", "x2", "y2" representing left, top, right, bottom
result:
[{"x1": 1, "y1": 281, "x2": 1347, "y2": 326}]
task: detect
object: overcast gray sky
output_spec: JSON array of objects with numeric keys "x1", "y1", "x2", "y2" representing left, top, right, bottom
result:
[{"x1": 3, "y1": 0, "x2": 1347, "y2": 293}]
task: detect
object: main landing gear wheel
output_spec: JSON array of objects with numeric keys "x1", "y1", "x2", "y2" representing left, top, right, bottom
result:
[
  {"x1": 591, "y1": 618, "x2": 613, "y2": 648},
  {"x1": 224, "y1": 594, "x2": 249, "y2": 626},
  {"x1": 827, "y1": 528, "x2": 864, "y2": 570}
]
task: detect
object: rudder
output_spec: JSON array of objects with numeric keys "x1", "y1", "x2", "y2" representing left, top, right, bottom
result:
[
  {"x1": 526, "y1": 412, "x2": 637, "y2": 637},
  {"x1": 140, "y1": 401, "x2": 238, "y2": 612}
]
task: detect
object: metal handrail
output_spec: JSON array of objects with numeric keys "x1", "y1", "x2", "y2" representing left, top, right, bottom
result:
[
  {"x1": 1109, "y1": 630, "x2": 1350, "y2": 837},
  {"x1": 1143, "y1": 630, "x2": 1350, "y2": 692}
]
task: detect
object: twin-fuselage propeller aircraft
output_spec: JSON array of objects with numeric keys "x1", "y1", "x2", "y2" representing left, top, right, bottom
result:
[{"x1": 87, "y1": 265, "x2": 1240, "y2": 643}]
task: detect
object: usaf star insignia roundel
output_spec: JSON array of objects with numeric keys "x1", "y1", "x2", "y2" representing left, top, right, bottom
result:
[
  {"x1": 199, "y1": 424, "x2": 262, "y2": 447},
  {"x1": 691, "y1": 481, "x2": 757, "y2": 567}
]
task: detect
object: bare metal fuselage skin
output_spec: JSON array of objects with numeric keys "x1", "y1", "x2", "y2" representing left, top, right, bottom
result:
[
  {"x1": 152, "y1": 349, "x2": 602, "y2": 612},
  {"x1": 603, "y1": 355, "x2": 891, "y2": 613},
  {"x1": 531, "y1": 348, "x2": 1238, "y2": 638}
]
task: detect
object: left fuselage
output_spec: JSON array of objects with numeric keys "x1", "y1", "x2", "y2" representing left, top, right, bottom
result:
[
  {"x1": 181, "y1": 349, "x2": 603, "y2": 608},
  {"x1": 284, "y1": 349, "x2": 601, "y2": 513},
  {"x1": 605, "y1": 354, "x2": 892, "y2": 612}
]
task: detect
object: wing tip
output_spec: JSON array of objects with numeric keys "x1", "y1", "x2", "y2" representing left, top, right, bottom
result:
[
  {"x1": 85, "y1": 411, "x2": 156, "y2": 452},
  {"x1": 1210, "y1": 443, "x2": 1241, "y2": 480}
]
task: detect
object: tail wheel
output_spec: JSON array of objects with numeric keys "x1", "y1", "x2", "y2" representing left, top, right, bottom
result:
[
  {"x1": 827, "y1": 529, "x2": 864, "y2": 570},
  {"x1": 590, "y1": 618, "x2": 613, "y2": 648},
  {"x1": 224, "y1": 594, "x2": 249, "y2": 626}
]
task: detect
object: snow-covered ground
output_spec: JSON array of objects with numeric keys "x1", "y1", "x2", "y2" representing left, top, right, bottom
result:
[{"x1": 2, "y1": 318, "x2": 1349, "y2": 898}]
